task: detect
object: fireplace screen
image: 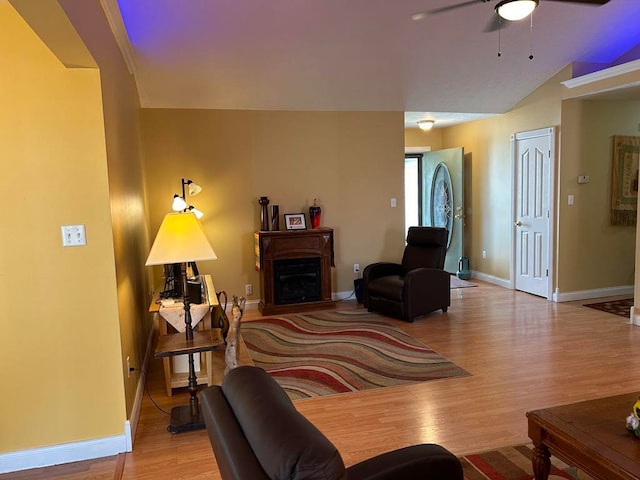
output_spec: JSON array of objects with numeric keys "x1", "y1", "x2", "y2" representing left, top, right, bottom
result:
[{"x1": 273, "y1": 257, "x2": 322, "y2": 305}]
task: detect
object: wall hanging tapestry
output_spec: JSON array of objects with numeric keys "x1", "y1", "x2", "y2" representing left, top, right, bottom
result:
[
  {"x1": 611, "y1": 135, "x2": 640, "y2": 226},
  {"x1": 242, "y1": 310, "x2": 470, "y2": 399}
]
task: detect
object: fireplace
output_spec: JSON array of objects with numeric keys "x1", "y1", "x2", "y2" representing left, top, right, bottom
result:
[
  {"x1": 274, "y1": 257, "x2": 322, "y2": 304},
  {"x1": 255, "y1": 228, "x2": 335, "y2": 315}
]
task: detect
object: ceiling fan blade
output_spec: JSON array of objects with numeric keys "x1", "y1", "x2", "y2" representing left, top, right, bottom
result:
[
  {"x1": 484, "y1": 14, "x2": 512, "y2": 32},
  {"x1": 543, "y1": 0, "x2": 610, "y2": 4},
  {"x1": 411, "y1": 0, "x2": 485, "y2": 20}
]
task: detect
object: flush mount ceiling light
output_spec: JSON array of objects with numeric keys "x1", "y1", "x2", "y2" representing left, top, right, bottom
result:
[
  {"x1": 495, "y1": 0, "x2": 538, "y2": 21},
  {"x1": 417, "y1": 120, "x2": 435, "y2": 131}
]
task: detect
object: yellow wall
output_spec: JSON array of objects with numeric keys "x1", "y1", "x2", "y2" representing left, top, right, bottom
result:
[
  {"x1": 2, "y1": 0, "x2": 637, "y2": 464},
  {"x1": 0, "y1": 3, "x2": 125, "y2": 451},
  {"x1": 59, "y1": 0, "x2": 151, "y2": 428},
  {"x1": 140, "y1": 109, "x2": 406, "y2": 298},
  {"x1": 405, "y1": 128, "x2": 443, "y2": 150},
  {"x1": 424, "y1": 67, "x2": 637, "y2": 295},
  {"x1": 436, "y1": 68, "x2": 567, "y2": 282},
  {"x1": 557, "y1": 98, "x2": 638, "y2": 292}
]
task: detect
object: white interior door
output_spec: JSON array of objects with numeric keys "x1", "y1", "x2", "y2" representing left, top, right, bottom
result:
[{"x1": 513, "y1": 128, "x2": 555, "y2": 298}]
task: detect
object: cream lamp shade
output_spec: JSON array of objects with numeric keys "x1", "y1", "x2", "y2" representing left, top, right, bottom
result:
[{"x1": 145, "y1": 212, "x2": 217, "y2": 266}]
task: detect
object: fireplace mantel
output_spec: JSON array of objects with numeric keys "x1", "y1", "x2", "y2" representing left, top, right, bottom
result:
[{"x1": 254, "y1": 228, "x2": 335, "y2": 315}]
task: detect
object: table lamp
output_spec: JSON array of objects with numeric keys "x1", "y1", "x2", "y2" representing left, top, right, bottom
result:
[{"x1": 146, "y1": 211, "x2": 218, "y2": 433}]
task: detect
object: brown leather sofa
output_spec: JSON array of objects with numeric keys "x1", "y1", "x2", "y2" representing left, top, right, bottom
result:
[
  {"x1": 201, "y1": 366, "x2": 463, "y2": 480},
  {"x1": 363, "y1": 226, "x2": 450, "y2": 322}
]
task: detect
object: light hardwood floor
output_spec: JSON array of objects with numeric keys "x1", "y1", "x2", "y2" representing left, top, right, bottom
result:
[{"x1": 3, "y1": 281, "x2": 639, "y2": 479}]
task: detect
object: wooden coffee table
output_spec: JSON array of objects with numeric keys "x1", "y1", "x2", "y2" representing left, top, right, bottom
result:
[{"x1": 527, "y1": 393, "x2": 640, "y2": 480}]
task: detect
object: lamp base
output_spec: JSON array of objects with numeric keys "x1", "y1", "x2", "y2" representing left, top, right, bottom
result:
[{"x1": 167, "y1": 405, "x2": 205, "y2": 434}]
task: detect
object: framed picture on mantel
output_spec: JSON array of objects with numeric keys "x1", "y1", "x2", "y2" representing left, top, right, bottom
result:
[{"x1": 284, "y1": 213, "x2": 307, "y2": 230}]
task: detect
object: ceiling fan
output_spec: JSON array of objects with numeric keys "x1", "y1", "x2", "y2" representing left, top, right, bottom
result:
[{"x1": 412, "y1": 0, "x2": 611, "y2": 32}]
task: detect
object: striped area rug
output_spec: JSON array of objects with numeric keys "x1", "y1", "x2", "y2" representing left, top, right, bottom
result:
[
  {"x1": 242, "y1": 310, "x2": 469, "y2": 399},
  {"x1": 461, "y1": 444, "x2": 593, "y2": 480}
]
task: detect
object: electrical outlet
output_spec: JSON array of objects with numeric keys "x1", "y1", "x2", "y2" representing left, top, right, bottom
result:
[
  {"x1": 482, "y1": 250, "x2": 487, "y2": 259},
  {"x1": 353, "y1": 263, "x2": 360, "y2": 273},
  {"x1": 126, "y1": 356, "x2": 131, "y2": 378},
  {"x1": 245, "y1": 284, "x2": 253, "y2": 295}
]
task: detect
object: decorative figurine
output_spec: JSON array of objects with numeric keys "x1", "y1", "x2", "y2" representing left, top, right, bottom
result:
[
  {"x1": 259, "y1": 196, "x2": 270, "y2": 231},
  {"x1": 309, "y1": 198, "x2": 322, "y2": 229},
  {"x1": 224, "y1": 295, "x2": 246, "y2": 375}
]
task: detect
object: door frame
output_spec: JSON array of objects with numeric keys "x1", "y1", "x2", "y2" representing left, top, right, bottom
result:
[{"x1": 510, "y1": 126, "x2": 557, "y2": 301}]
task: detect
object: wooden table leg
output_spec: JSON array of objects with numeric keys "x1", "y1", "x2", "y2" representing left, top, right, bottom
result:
[{"x1": 532, "y1": 443, "x2": 551, "y2": 480}]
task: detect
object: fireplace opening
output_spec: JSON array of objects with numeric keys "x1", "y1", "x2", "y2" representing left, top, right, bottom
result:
[{"x1": 274, "y1": 257, "x2": 322, "y2": 305}]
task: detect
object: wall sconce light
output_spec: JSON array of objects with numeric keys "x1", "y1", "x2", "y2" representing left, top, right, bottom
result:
[
  {"x1": 172, "y1": 178, "x2": 204, "y2": 218},
  {"x1": 417, "y1": 120, "x2": 435, "y2": 131},
  {"x1": 495, "y1": 0, "x2": 538, "y2": 21}
]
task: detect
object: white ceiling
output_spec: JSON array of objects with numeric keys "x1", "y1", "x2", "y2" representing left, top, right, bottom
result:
[{"x1": 107, "y1": 0, "x2": 640, "y2": 128}]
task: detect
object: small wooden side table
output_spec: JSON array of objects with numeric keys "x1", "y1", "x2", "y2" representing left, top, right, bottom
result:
[
  {"x1": 154, "y1": 321, "x2": 225, "y2": 434},
  {"x1": 149, "y1": 275, "x2": 220, "y2": 396}
]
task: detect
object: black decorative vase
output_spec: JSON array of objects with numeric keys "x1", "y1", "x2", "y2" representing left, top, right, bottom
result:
[
  {"x1": 259, "y1": 196, "x2": 270, "y2": 231},
  {"x1": 271, "y1": 205, "x2": 280, "y2": 231},
  {"x1": 309, "y1": 198, "x2": 321, "y2": 229}
]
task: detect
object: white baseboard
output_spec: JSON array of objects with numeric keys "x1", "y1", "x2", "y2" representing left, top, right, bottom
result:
[
  {"x1": 470, "y1": 271, "x2": 511, "y2": 289},
  {"x1": 0, "y1": 323, "x2": 158, "y2": 474},
  {"x1": 553, "y1": 285, "x2": 634, "y2": 303},
  {"x1": 126, "y1": 324, "x2": 156, "y2": 450},
  {"x1": 629, "y1": 306, "x2": 640, "y2": 326},
  {"x1": 0, "y1": 435, "x2": 127, "y2": 474},
  {"x1": 245, "y1": 293, "x2": 357, "y2": 309},
  {"x1": 242, "y1": 298, "x2": 261, "y2": 310},
  {"x1": 333, "y1": 290, "x2": 357, "y2": 301}
]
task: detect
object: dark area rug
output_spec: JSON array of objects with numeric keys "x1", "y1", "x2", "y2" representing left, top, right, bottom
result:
[
  {"x1": 583, "y1": 297, "x2": 633, "y2": 318},
  {"x1": 242, "y1": 310, "x2": 470, "y2": 400},
  {"x1": 460, "y1": 444, "x2": 593, "y2": 480}
]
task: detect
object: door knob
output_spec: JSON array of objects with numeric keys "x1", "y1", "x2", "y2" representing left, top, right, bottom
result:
[{"x1": 514, "y1": 221, "x2": 522, "y2": 227}]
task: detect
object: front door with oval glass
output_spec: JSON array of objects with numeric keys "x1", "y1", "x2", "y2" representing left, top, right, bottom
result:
[{"x1": 422, "y1": 148, "x2": 465, "y2": 273}]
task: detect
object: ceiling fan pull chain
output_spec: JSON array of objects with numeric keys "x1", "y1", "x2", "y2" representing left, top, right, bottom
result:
[
  {"x1": 497, "y1": 17, "x2": 502, "y2": 58},
  {"x1": 529, "y1": 13, "x2": 534, "y2": 60}
]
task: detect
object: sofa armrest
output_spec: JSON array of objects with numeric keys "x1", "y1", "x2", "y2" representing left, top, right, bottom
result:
[
  {"x1": 403, "y1": 267, "x2": 450, "y2": 290},
  {"x1": 200, "y1": 386, "x2": 271, "y2": 480},
  {"x1": 346, "y1": 444, "x2": 463, "y2": 480},
  {"x1": 362, "y1": 262, "x2": 402, "y2": 308},
  {"x1": 363, "y1": 262, "x2": 402, "y2": 282}
]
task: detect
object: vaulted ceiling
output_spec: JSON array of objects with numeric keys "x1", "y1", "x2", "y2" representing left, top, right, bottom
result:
[{"x1": 102, "y1": 0, "x2": 640, "y2": 127}]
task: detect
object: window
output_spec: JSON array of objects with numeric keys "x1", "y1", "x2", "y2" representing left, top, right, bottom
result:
[{"x1": 404, "y1": 154, "x2": 422, "y2": 235}]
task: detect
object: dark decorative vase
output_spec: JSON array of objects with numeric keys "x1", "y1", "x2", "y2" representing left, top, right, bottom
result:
[
  {"x1": 271, "y1": 205, "x2": 280, "y2": 231},
  {"x1": 259, "y1": 196, "x2": 270, "y2": 231},
  {"x1": 309, "y1": 199, "x2": 321, "y2": 229}
]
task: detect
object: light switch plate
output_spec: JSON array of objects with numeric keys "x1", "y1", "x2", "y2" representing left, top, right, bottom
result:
[{"x1": 61, "y1": 225, "x2": 87, "y2": 247}]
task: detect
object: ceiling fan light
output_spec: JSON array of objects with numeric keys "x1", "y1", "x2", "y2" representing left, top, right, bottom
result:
[
  {"x1": 495, "y1": 0, "x2": 538, "y2": 21},
  {"x1": 417, "y1": 120, "x2": 435, "y2": 131}
]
